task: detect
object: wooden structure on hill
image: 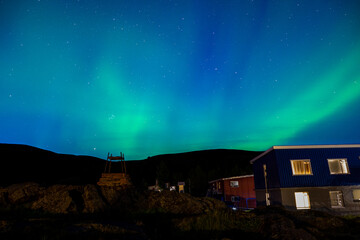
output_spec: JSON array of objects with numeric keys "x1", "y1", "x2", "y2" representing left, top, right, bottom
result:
[{"x1": 97, "y1": 152, "x2": 132, "y2": 187}]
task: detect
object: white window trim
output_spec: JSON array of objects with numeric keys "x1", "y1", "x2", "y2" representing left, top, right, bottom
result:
[
  {"x1": 353, "y1": 189, "x2": 360, "y2": 202},
  {"x1": 294, "y1": 192, "x2": 311, "y2": 210},
  {"x1": 230, "y1": 181, "x2": 239, "y2": 188},
  {"x1": 290, "y1": 159, "x2": 313, "y2": 176},
  {"x1": 327, "y1": 158, "x2": 350, "y2": 175},
  {"x1": 329, "y1": 191, "x2": 345, "y2": 208}
]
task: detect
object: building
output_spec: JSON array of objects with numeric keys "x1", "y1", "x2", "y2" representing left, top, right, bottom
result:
[
  {"x1": 148, "y1": 180, "x2": 182, "y2": 192},
  {"x1": 178, "y1": 181, "x2": 185, "y2": 193},
  {"x1": 209, "y1": 175, "x2": 256, "y2": 209},
  {"x1": 250, "y1": 144, "x2": 360, "y2": 214}
]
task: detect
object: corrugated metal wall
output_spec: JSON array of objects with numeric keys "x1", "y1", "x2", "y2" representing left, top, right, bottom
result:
[
  {"x1": 253, "y1": 147, "x2": 360, "y2": 189},
  {"x1": 223, "y1": 176, "x2": 257, "y2": 208},
  {"x1": 276, "y1": 147, "x2": 360, "y2": 188},
  {"x1": 224, "y1": 176, "x2": 256, "y2": 199},
  {"x1": 253, "y1": 150, "x2": 281, "y2": 190}
]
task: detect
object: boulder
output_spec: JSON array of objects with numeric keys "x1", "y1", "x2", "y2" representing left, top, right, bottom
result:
[
  {"x1": 0, "y1": 220, "x2": 13, "y2": 233},
  {"x1": 31, "y1": 185, "x2": 82, "y2": 214},
  {"x1": 289, "y1": 209, "x2": 346, "y2": 230},
  {"x1": 141, "y1": 191, "x2": 227, "y2": 215},
  {"x1": 260, "y1": 213, "x2": 317, "y2": 240},
  {"x1": 82, "y1": 184, "x2": 106, "y2": 213},
  {"x1": 7, "y1": 182, "x2": 44, "y2": 204},
  {"x1": 0, "y1": 188, "x2": 8, "y2": 206},
  {"x1": 100, "y1": 186, "x2": 122, "y2": 205}
]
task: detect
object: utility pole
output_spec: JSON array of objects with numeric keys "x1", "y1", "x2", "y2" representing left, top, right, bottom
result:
[
  {"x1": 263, "y1": 164, "x2": 270, "y2": 206},
  {"x1": 188, "y1": 178, "x2": 191, "y2": 194}
]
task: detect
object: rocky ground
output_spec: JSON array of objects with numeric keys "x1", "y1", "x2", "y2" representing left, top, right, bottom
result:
[{"x1": 1, "y1": 182, "x2": 360, "y2": 239}]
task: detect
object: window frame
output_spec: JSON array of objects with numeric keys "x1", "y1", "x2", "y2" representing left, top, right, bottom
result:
[
  {"x1": 327, "y1": 158, "x2": 350, "y2": 175},
  {"x1": 329, "y1": 190, "x2": 345, "y2": 208},
  {"x1": 230, "y1": 180, "x2": 239, "y2": 188},
  {"x1": 217, "y1": 182, "x2": 221, "y2": 190},
  {"x1": 352, "y1": 189, "x2": 360, "y2": 202},
  {"x1": 294, "y1": 192, "x2": 311, "y2": 210},
  {"x1": 290, "y1": 159, "x2": 313, "y2": 176}
]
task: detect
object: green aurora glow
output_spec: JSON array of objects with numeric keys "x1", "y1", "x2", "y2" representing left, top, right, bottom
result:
[{"x1": 1, "y1": 0, "x2": 360, "y2": 159}]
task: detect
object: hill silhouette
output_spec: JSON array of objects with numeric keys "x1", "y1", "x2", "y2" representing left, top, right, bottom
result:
[
  {"x1": 0, "y1": 144, "x2": 261, "y2": 195},
  {"x1": 126, "y1": 149, "x2": 261, "y2": 195},
  {"x1": 0, "y1": 144, "x2": 104, "y2": 185}
]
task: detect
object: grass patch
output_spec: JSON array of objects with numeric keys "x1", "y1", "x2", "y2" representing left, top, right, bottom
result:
[{"x1": 175, "y1": 209, "x2": 261, "y2": 232}]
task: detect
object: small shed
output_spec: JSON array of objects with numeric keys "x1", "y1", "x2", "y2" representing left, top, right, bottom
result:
[
  {"x1": 209, "y1": 175, "x2": 256, "y2": 209},
  {"x1": 178, "y1": 181, "x2": 185, "y2": 193}
]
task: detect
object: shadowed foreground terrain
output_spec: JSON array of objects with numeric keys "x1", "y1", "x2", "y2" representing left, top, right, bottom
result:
[
  {"x1": 2, "y1": 144, "x2": 360, "y2": 239},
  {"x1": 1, "y1": 182, "x2": 360, "y2": 239}
]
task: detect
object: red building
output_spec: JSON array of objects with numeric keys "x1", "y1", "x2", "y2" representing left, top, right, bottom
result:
[{"x1": 208, "y1": 175, "x2": 256, "y2": 209}]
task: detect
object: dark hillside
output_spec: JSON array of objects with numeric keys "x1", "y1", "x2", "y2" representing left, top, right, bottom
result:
[
  {"x1": 125, "y1": 149, "x2": 261, "y2": 195},
  {"x1": 0, "y1": 144, "x2": 104, "y2": 186},
  {"x1": 0, "y1": 144, "x2": 261, "y2": 195}
]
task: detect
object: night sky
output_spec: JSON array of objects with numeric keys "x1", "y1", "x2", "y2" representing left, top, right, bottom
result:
[{"x1": 1, "y1": 0, "x2": 360, "y2": 160}]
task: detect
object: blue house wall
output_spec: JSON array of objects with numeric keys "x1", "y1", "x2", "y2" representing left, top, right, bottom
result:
[
  {"x1": 275, "y1": 147, "x2": 360, "y2": 188},
  {"x1": 253, "y1": 146, "x2": 360, "y2": 190},
  {"x1": 253, "y1": 150, "x2": 280, "y2": 190}
]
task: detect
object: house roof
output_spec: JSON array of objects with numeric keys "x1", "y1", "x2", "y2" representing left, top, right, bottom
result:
[
  {"x1": 249, "y1": 144, "x2": 360, "y2": 164},
  {"x1": 209, "y1": 174, "x2": 254, "y2": 184}
]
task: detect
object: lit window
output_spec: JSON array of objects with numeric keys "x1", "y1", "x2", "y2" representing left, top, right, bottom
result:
[
  {"x1": 294, "y1": 192, "x2": 310, "y2": 209},
  {"x1": 230, "y1": 181, "x2": 239, "y2": 187},
  {"x1": 353, "y1": 189, "x2": 360, "y2": 202},
  {"x1": 329, "y1": 191, "x2": 344, "y2": 207},
  {"x1": 328, "y1": 159, "x2": 350, "y2": 174},
  {"x1": 291, "y1": 160, "x2": 312, "y2": 175}
]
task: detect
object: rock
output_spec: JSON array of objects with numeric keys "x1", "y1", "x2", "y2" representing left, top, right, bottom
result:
[
  {"x1": 0, "y1": 188, "x2": 8, "y2": 206},
  {"x1": 82, "y1": 184, "x2": 106, "y2": 213},
  {"x1": 291, "y1": 209, "x2": 346, "y2": 230},
  {"x1": 100, "y1": 186, "x2": 122, "y2": 205},
  {"x1": 141, "y1": 191, "x2": 227, "y2": 215},
  {"x1": 0, "y1": 220, "x2": 13, "y2": 233},
  {"x1": 31, "y1": 185, "x2": 82, "y2": 214},
  {"x1": 198, "y1": 197, "x2": 228, "y2": 213},
  {"x1": 7, "y1": 182, "x2": 44, "y2": 204},
  {"x1": 68, "y1": 222, "x2": 148, "y2": 239},
  {"x1": 100, "y1": 186, "x2": 142, "y2": 213},
  {"x1": 260, "y1": 213, "x2": 317, "y2": 240}
]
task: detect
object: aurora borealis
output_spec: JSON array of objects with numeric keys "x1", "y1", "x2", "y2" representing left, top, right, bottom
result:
[{"x1": 1, "y1": 0, "x2": 360, "y2": 160}]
